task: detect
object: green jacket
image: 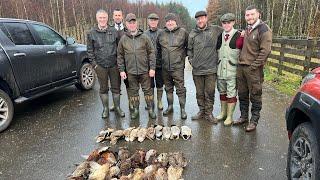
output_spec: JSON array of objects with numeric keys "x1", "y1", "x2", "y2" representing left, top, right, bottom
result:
[
  {"x1": 217, "y1": 29, "x2": 241, "y2": 79},
  {"x1": 188, "y1": 25, "x2": 223, "y2": 75},
  {"x1": 144, "y1": 28, "x2": 163, "y2": 68},
  {"x1": 87, "y1": 26, "x2": 119, "y2": 68},
  {"x1": 117, "y1": 29, "x2": 156, "y2": 75},
  {"x1": 157, "y1": 26, "x2": 188, "y2": 71}
]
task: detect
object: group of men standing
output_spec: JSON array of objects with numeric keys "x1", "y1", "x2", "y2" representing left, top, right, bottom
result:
[{"x1": 87, "y1": 5, "x2": 272, "y2": 132}]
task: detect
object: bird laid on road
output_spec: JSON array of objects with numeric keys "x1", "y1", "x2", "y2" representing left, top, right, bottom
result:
[
  {"x1": 181, "y1": 126, "x2": 192, "y2": 140},
  {"x1": 69, "y1": 147, "x2": 188, "y2": 180}
]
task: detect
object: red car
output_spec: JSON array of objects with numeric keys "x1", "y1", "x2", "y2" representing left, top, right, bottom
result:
[{"x1": 286, "y1": 67, "x2": 320, "y2": 179}]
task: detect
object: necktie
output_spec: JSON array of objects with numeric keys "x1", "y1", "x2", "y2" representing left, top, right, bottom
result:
[
  {"x1": 247, "y1": 26, "x2": 252, "y2": 33},
  {"x1": 117, "y1": 24, "x2": 121, "y2": 30},
  {"x1": 224, "y1": 34, "x2": 229, "y2": 41}
]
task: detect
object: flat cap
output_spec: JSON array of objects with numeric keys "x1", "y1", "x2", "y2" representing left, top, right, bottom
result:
[
  {"x1": 148, "y1": 13, "x2": 159, "y2": 19},
  {"x1": 125, "y1": 13, "x2": 137, "y2": 22},
  {"x1": 195, "y1": 11, "x2": 207, "y2": 18},
  {"x1": 220, "y1": 13, "x2": 236, "y2": 22},
  {"x1": 165, "y1": 13, "x2": 177, "y2": 22}
]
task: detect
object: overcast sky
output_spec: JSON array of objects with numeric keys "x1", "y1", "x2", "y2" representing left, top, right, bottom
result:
[{"x1": 145, "y1": 0, "x2": 208, "y2": 17}]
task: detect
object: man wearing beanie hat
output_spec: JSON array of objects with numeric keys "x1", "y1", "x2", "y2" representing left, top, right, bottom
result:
[
  {"x1": 188, "y1": 10, "x2": 223, "y2": 123},
  {"x1": 144, "y1": 13, "x2": 164, "y2": 111},
  {"x1": 117, "y1": 13, "x2": 157, "y2": 119},
  {"x1": 216, "y1": 13, "x2": 243, "y2": 126},
  {"x1": 157, "y1": 13, "x2": 189, "y2": 119}
]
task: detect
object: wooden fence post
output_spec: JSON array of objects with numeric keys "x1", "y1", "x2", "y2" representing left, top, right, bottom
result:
[
  {"x1": 303, "y1": 39, "x2": 314, "y2": 76},
  {"x1": 278, "y1": 39, "x2": 285, "y2": 75}
]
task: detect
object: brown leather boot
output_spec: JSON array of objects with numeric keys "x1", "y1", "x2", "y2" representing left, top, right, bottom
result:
[
  {"x1": 191, "y1": 111, "x2": 205, "y2": 121},
  {"x1": 206, "y1": 114, "x2": 218, "y2": 124},
  {"x1": 233, "y1": 117, "x2": 248, "y2": 125},
  {"x1": 246, "y1": 122, "x2": 257, "y2": 132}
]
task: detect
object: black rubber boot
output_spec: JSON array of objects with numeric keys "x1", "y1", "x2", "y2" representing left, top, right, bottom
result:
[
  {"x1": 179, "y1": 95, "x2": 187, "y2": 120},
  {"x1": 113, "y1": 93, "x2": 125, "y2": 117},
  {"x1": 163, "y1": 93, "x2": 174, "y2": 116},
  {"x1": 146, "y1": 95, "x2": 156, "y2": 119},
  {"x1": 99, "y1": 93, "x2": 109, "y2": 118}
]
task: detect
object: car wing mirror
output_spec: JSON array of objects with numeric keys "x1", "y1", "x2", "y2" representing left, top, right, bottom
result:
[{"x1": 66, "y1": 37, "x2": 76, "y2": 46}]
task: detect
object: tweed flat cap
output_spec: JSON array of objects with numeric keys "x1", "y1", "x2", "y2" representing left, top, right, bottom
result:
[
  {"x1": 165, "y1": 13, "x2": 177, "y2": 22},
  {"x1": 195, "y1": 11, "x2": 207, "y2": 18},
  {"x1": 220, "y1": 13, "x2": 236, "y2": 22}
]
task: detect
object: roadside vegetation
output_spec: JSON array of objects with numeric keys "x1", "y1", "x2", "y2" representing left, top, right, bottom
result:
[{"x1": 264, "y1": 65, "x2": 302, "y2": 96}]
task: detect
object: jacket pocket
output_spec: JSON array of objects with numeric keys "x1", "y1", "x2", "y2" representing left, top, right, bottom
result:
[{"x1": 228, "y1": 60, "x2": 237, "y2": 66}]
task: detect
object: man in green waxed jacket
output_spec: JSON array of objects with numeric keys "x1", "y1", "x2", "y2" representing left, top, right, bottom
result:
[
  {"x1": 144, "y1": 13, "x2": 164, "y2": 111},
  {"x1": 188, "y1": 11, "x2": 223, "y2": 123},
  {"x1": 157, "y1": 13, "x2": 189, "y2": 119},
  {"x1": 87, "y1": 9, "x2": 125, "y2": 119},
  {"x1": 117, "y1": 13, "x2": 157, "y2": 119}
]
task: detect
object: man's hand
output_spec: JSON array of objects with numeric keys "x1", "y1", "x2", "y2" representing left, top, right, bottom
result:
[
  {"x1": 149, "y1": 69, "x2": 155, "y2": 77},
  {"x1": 120, "y1": 72, "x2": 127, "y2": 79}
]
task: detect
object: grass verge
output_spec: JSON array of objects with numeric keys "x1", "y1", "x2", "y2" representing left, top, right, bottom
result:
[{"x1": 264, "y1": 66, "x2": 301, "y2": 96}]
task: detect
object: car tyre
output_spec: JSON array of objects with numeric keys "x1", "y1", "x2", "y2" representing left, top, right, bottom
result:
[
  {"x1": 75, "y1": 62, "x2": 96, "y2": 90},
  {"x1": 0, "y1": 89, "x2": 14, "y2": 132},
  {"x1": 287, "y1": 122, "x2": 320, "y2": 180}
]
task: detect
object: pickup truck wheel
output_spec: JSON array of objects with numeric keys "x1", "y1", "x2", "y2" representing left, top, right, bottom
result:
[
  {"x1": 287, "y1": 122, "x2": 320, "y2": 180},
  {"x1": 0, "y1": 89, "x2": 13, "y2": 132},
  {"x1": 75, "y1": 62, "x2": 95, "y2": 90}
]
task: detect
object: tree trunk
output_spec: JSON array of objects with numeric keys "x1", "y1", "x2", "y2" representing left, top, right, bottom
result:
[
  {"x1": 71, "y1": 0, "x2": 78, "y2": 27},
  {"x1": 22, "y1": 0, "x2": 28, "y2": 20},
  {"x1": 50, "y1": 0, "x2": 56, "y2": 29},
  {"x1": 62, "y1": 0, "x2": 67, "y2": 30},
  {"x1": 277, "y1": 0, "x2": 287, "y2": 36},
  {"x1": 56, "y1": 0, "x2": 61, "y2": 31}
]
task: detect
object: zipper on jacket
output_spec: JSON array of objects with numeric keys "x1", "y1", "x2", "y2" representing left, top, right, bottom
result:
[
  {"x1": 133, "y1": 36, "x2": 138, "y2": 75},
  {"x1": 168, "y1": 31, "x2": 173, "y2": 70}
]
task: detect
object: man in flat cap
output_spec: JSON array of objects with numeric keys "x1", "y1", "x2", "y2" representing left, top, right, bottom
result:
[
  {"x1": 188, "y1": 10, "x2": 223, "y2": 123},
  {"x1": 157, "y1": 13, "x2": 189, "y2": 119},
  {"x1": 117, "y1": 13, "x2": 157, "y2": 119},
  {"x1": 87, "y1": 9, "x2": 125, "y2": 119},
  {"x1": 144, "y1": 13, "x2": 164, "y2": 111},
  {"x1": 233, "y1": 5, "x2": 272, "y2": 132},
  {"x1": 215, "y1": 13, "x2": 243, "y2": 126}
]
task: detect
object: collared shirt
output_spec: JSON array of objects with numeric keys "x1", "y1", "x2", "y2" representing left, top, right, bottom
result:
[
  {"x1": 98, "y1": 25, "x2": 108, "y2": 31},
  {"x1": 223, "y1": 28, "x2": 234, "y2": 41},
  {"x1": 114, "y1": 23, "x2": 124, "y2": 31},
  {"x1": 248, "y1": 19, "x2": 261, "y2": 32}
]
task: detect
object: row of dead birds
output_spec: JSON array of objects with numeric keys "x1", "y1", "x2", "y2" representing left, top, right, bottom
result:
[
  {"x1": 68, "y1": 146, "x2": 187, "y2": 180},
  {"x1": 96, "y1": 125, "x2": 192, "y2": 145}
]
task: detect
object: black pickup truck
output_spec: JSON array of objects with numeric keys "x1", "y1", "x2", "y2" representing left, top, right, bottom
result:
[{"x1": 0, "y1": 18, "x2": 95, "y2": 132}]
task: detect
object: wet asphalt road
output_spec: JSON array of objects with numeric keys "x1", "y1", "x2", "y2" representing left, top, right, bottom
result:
[{"x1": 0, "y1": 65, "x2": 290, "y2": 180}]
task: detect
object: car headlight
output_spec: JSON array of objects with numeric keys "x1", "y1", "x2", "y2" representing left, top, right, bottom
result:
[{"x1": 301, "y1": 72, "x2": 316, "y2": 86}]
